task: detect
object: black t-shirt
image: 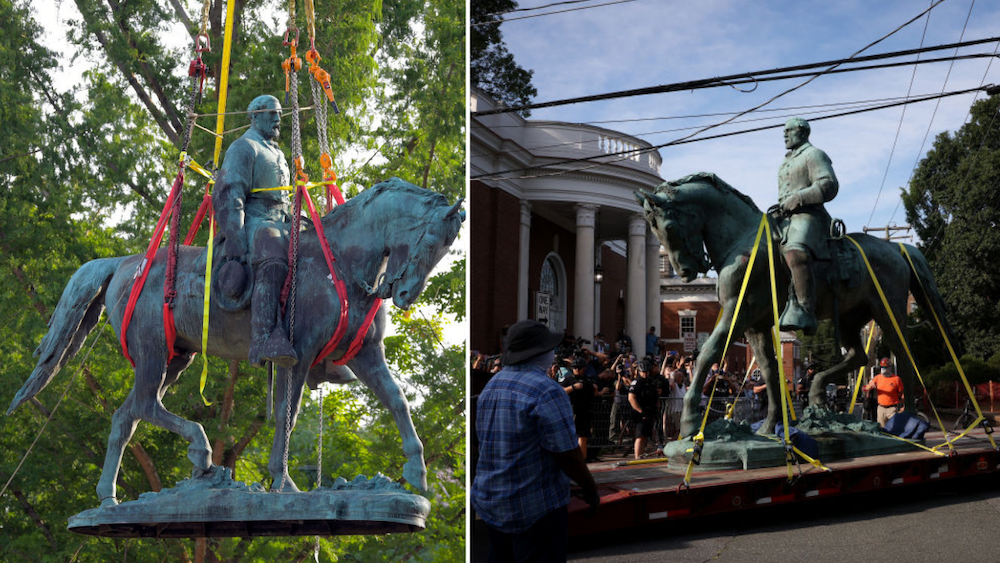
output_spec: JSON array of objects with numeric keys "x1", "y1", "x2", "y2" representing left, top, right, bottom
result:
[{"x1": 629, "y1": 376, "x2": 659, "y2": 416}]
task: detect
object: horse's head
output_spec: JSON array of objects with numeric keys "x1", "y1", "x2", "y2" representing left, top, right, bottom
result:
[
  {"x1": 355, "y1": 178, "x2": 465, "y2": 309},
  {"x1": 635, "y1": 179, "x2": 712, "y2": 282}
]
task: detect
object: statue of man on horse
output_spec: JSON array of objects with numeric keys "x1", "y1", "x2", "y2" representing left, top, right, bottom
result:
[
  {"x1": 213, "y1": 94, "x2": 298, "y2": 368},
  {"x1": 775, "y1": 117, "x2": 839, "y2": 336}
]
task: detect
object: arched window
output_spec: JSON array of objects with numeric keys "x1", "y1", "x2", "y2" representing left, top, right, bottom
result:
[{"x1": 538, "y1": 253, "x2": 567, "y2": 333}]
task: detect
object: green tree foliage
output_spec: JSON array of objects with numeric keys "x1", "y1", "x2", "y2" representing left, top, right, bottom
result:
[
  {"x1": 902, "y1": 94, "x2": 1000, "y2": 359},
  {"x1": 470, "y1": 0, "x2": 536, "y2": 113},
  {"x1": 0, "y1": 0, "x2": 465, "y2": 560}
]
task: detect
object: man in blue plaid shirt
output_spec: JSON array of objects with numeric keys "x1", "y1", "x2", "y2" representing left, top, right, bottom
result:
[{"x1": 473, "y1": 320, "x2": 600, "y2": 562}]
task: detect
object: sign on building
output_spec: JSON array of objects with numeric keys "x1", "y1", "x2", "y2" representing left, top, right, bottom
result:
[
  {"x1": 536, "y1": 292, "x2": 551, "y2": 328},
  {"x1": 683, "y1": 334, "x2": 696, "y2": 352}
]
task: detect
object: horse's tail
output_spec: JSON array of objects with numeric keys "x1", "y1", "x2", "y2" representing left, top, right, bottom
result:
[
  {"x1": 902, "y1": 243, "x2": 963, "y2": 356},
  {"x1": 6, "y1": 256, "x2": 126, "y2": 415}
]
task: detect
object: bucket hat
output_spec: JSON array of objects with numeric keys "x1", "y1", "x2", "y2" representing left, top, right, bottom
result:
[{"x1": 501, "y1": 320, "x2": 564, "y2": 365}]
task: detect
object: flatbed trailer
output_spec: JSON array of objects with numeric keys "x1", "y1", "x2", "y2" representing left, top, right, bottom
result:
[{"x1": 567, "y1": 428, "x2": 1000, "y2": 536}]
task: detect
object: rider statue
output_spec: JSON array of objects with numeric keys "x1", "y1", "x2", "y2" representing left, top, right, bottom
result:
[
  {"x1": 776, "y1": 117, "x2": 838, "y2": 336},
  {"x1": 213, "y1": 94, "x2": 298, "y2": 368}
]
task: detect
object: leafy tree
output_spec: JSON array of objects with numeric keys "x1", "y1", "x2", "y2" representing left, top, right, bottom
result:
[
  {"x1": 902, "y1": 94, "x2": 1000, "y2": 358},
  {"x1": 1, "y1": 0, "x2": 465, "y2": 560},
  {"x1": 471, "y1": 0, "x2": 536, "y2": 113}
]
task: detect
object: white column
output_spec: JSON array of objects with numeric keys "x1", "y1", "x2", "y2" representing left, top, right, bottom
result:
[
  {"x1": 627, "y1": 213, "x2": 647, "y2": 356},
  {"x1": 573, "y1": 204, "x2": 598, "y2": 341},
  {"x1": 594, "y1": 244, "x2": 602, "y2": 338},
  {"x1": 646, "y1": 231, "x2": 661, "y2": 344},
  {"x1": 517, "y1": 201, "x2": 531, "y2": 320}
]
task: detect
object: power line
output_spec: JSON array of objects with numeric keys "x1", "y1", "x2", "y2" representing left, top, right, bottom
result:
[
  {"x1": 865, "y1": 0, "x2": 935, "y2": 229},
  {"x1": 472, "y1": 85, "x2": 991, "y2": 181},
  {"x1": 474, "y1": 0, "x2": 625, "y2": 20},
  {"x1": 473, "y1": 34, "x2": 996, "y2": 117},
  {"x1": 484, "y1": 98, "x2": 912, "y2": 158},
  {"x1": 482, "y1": 94, "x2": 958, "y2": 128},
  {"x1": 475, "y1": 0, "x2": 953, "y2": 182},
  {"x1": 470, "y1": 0, "x2": 641, "y2": 27},
  {"x1": 888, "y1": 0, "x2": 982, "y2": 227}
]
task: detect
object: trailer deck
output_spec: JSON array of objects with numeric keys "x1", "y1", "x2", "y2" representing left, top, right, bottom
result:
[{"x1": 567, "y1": 428, "x2": 999, "y2": 535}]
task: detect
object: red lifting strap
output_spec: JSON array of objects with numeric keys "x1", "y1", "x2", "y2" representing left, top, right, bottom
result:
[
  {"x1": 120, "y1": 167, "x2": 185, "y2": 366},
  {"x1": 296, "y1": 183, "x2": 383, "y2": 368}
]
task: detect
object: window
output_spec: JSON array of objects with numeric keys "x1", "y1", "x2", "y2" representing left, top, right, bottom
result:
[{"x1": 680, "y1": 316, "x2": 695, "y2": 337}]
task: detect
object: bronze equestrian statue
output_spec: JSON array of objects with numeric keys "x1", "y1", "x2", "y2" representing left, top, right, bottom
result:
[{"x1": 635, "y1": 167, "x2": 957, "y2": 437}]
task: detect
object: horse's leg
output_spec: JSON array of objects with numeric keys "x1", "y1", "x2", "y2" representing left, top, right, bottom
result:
[
  {"x1": 134, "y1": 355, "x2": 214, "y2": 474},
  {"x1": 808, "y1": 312, "x2": 868, "y2": 408},
  {"x1": 745, "y1": 325, "x2": 781, "y2": 435},
  {"x1": 268, "y1": 363, "x2": 307, "y2": 492},
  {"x1": 679, "y1": 307, "x2": 740, "y2": 438},
  {"x1": 96, "y1": 390, "x2": 139, "y2": 507},
  {"x1": 348, "y1": 345, "x2": 427, "y2": 491}
]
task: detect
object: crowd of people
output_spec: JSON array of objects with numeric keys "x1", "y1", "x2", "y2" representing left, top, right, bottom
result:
[{"x1": 472, "y1": 327, "x2": 766, "y2": 460}]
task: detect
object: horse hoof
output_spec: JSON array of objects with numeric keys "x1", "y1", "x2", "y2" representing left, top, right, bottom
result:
[
  {"x1": 270, "y1": 475, "x2": 300, "y2": 493},
  {"x1": 403, "y1": 459, "x2": 428, "y2": 491},
  {"x1": 187, "y1": 446, "x2": 212, "y2": 471},
  {"x1": 99, "y1": 496, "x2": 119, "y2": 509}
]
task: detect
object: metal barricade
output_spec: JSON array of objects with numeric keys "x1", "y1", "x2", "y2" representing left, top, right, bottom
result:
[{"x1": 582, "y1": 393, "x2": 771, "y2": 458}]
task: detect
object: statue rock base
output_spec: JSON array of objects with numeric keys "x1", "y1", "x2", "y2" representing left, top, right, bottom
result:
[
  {"x1": 68, "y1": 467, "x2": 430, "y2": 538},
  {"x1": 664, "y1": 410, "x2": 916, "y2": 471}
]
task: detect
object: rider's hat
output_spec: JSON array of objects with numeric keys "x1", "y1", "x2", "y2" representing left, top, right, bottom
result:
[{"x1": 879, "y1": 358, "x2": 891, "y2": 367}]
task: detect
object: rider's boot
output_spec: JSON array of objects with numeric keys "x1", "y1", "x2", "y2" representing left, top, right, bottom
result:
[
  {"x1": 779, "y1": 249, "x2": 818, "y2": 336},
  {"x1": 248, "y1": 258, "x2": 299, "y2": 368}
]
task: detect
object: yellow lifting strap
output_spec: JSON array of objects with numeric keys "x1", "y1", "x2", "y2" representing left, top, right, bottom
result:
[
  {"x1": 843, "y1": 236, "x2": 952, "y2": 451},
  {"x1": 196, "y1": 0, "x2": 238, "y2": 406},
  {"x1": 848, "y1": 321, "x2": 875, "y2": 414},
  {"x1": 897, "y1": 244, "x2": 997, "y2": 451},
  {"x1": 760, "y1": 433, "x2": 834, "y2": 472},
  {"x1": 682, "y1": 214, "x2": 766, "y2": 487},
  {"x1": 250, "y1": 178, "x2": 338, "y2": 193},
  {"x1": 763, "y1": 215, "x2": 796, "y2": 482}
]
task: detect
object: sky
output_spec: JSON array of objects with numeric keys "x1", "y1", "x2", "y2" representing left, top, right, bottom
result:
[{"x1": 496, "y1": 0, "x2": 1000, "y2": 240}]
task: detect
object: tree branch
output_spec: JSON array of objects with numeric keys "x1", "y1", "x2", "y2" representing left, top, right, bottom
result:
[
  {"x1": 75, "y1": 0, "x2": 180, "y2": 145},
  {"x1": 167, "y1": 0, "x2": 194, "y2": 34},
  {"x1": 25, "y1": 67, "x2": 161, "y2": 209},
  {"x1": 212, "y1": 360, "x2": 240, "y2": 466},
  {"x1": 105, "y1": 0, "x2": 184, "y2": 136},
  {"x1": 10, "y1": 488, "x2": 57, "y2": 549},
  {"x1": 223, "y1": 415, "x2": 264, "y2": 469}
]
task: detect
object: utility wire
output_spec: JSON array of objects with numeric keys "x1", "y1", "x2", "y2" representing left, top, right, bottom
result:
[
  {"x1": 484, "y1": 93, "x2": 959, "y2": 128},
  {"x1": 473, "y1": 32, "x2": 992, "y2": 117},
  {"x1": 475, "y1": 0, "x2": 953, "y2": 180},
  {"x1": 888, "y1": 0, "x2": 981, "y2": 227},
  {"x1": 474, "y1": 0, "x2": 632, "y2": 20},
  {"x1": 485, "y1": 98, "x2": 907, "y2": 157},
  {"x1": 865, "y1": 0, "x2": 935, "y2": 229},
  {"x1": 471, "y1": 0, "x2": 641, "y2": 27},
  {"x1": 472, "y1": 85, "x2": 991, "y2": 181}
]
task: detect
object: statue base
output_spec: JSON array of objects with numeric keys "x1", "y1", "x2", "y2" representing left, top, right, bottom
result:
[
  {"x1": 665, "y1": 408, "x2": 916, "y2": 471},
  {"x1": 67, "y1": 467, "x2": 430, "y2": 538}
]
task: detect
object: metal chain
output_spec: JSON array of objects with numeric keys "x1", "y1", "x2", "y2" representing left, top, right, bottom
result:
[
  {"x1": 316, "y1": 385, "x2": 323, "y2": 487},
  {"x1": 290, "y1": 70, "x2": 303, "y2": 161},
  {"x1": 309, "y1": 75, "x2": 329, "y2": 156},
  {"x1": 181, "y1": 76, "x2": 199, "y2": 153},
  {"x1": 304, "y1": 0, "x2": 317, "y2": 46},
  {"x1": 278, "y1": 362, "x2": 293, "y2": 493},
  {"x1": 198, "y1": 0, "x2": 211, "y2": 35}
]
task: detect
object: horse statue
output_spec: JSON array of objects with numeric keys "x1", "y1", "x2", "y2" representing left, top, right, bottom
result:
[
  {"x1": 634, "y1": 172, "x2": 956, "y2": 437},
  {"x1": 7, "y1": 177, "x2": 464, "y2": 507}
]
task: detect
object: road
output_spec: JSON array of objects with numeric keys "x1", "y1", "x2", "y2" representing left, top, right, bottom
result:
[
  {"x1": 565, "y1": 475, "x2": 1000, "y2": 562},
  {"x1": 471, "y1": 474, "x2": 1000, "y2": 562}
]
